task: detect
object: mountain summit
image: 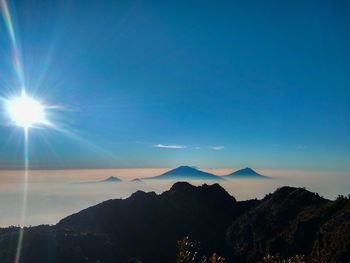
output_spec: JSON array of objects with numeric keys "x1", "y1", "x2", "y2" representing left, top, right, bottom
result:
[
  {"x1": 100, "y1": 176, "x2": 122, "y2": 182},
  {"x1": 145, "y1": 166, "x2": 224, "y2": 180},
  {"x1": 74, "y1": 176, "x2": 122, "y2": 184},
  {"x1": 224, "y1": 167, "x2": 269, "y2": 179}
]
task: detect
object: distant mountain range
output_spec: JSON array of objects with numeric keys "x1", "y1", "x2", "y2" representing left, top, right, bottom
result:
[
  {"x1": 0, "y1": 183, "x2": 349, "y2": 263},
  {"x1": 75, "y1": 166, "x2": 269, "y2": 184},
  {"x1": 144, "y1": 166, "x2": 269, "y2": 180}
]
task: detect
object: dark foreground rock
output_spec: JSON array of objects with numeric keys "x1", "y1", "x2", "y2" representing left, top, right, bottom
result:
[{"x1": 0, "y1": 183, "x2": 349, "y2": 263}]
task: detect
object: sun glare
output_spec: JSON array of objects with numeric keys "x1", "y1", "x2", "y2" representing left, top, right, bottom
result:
[{"x1": 6, "y1": 91, "x2": 46, "y2": 128}]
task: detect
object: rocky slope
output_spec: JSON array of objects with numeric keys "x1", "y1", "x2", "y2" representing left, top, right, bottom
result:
[{"x1": 0, "y1": 183, "x2": 349, "y2": 263}]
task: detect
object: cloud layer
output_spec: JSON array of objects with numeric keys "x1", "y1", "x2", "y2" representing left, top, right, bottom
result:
[
  {"x1": 296, "y1": 145, "x2": 307, "y2": 150},
  {"x1": 211, "y1": 146, "x2": 224, "y2": 150},
  {"x1": 153, "y1": 144, "x2": 185, "y2": 149}
]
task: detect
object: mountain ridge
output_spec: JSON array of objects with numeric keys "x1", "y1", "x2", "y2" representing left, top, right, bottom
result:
[{"x1": 0, "y1": 183, "x2": 349, "y2": 263}]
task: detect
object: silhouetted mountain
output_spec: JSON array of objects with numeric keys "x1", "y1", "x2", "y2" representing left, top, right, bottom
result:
[
  {"x1": 145, "y1": 166, "x2": 224, "y2": 180},
  {"x1": 0, "y1": 182, "x2": 249, "y2": 263},
  {"x1": 131, "y1": 178, "x2": 142, "y2": 182},
  {"x1": 224, "y1": 167, "x2": 269, "y2": 179},
  {"x1": 226, "y1": 187, "x2": 350, "y2": 263},
  {"x1": 75, "y1": 176, "x2": 122, "y2": 184},
  {"x1": 0, "y1": 183, "x2": 349, "y2": 263},
  {"x1": 100, "y1": 176, "x2": 122, "y2": 182}
]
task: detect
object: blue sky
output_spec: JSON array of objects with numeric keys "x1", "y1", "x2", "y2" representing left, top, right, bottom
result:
[{"x1": 0, "y1": 0, "x2": 349, "y2": 170}]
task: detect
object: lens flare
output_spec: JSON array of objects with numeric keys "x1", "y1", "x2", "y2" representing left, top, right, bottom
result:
[
  {"x1": 0, "y1": 3, "x2": 119, "y2": 263},
  {"x1": 0, "y1": 0, "x2": 24, "y2": 87},
  {"x1": 6, "y1": 91, "x2": 47, "y2": 128},
  {"x1": 1, "y1": 1, "x2": 32, "y2": 262}
]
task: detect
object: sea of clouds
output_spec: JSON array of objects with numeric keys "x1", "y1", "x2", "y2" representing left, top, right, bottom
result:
[{"x1": 0, "y1": 168, "x2": 349, "y2": 226}]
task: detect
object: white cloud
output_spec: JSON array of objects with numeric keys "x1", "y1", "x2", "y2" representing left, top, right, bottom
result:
[
  {"x1": 211, "y1": 146, "x2": 224, "y2": 150},
  {"x1": 153, "y1": 144, "x2": 185, "y2": 149},
  {"x1": 296, "y1": 145, "x2": 307, "y2": 150}
]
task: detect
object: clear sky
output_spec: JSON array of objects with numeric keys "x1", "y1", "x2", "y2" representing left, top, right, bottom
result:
[{"x1": 0, "y1": 0, "x2": 349, "y2": 170}]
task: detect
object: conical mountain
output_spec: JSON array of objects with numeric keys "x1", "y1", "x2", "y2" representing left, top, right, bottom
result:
[
  {"x1": 224, "y1": 167, "x2": 269, "y2": 179},
  {"x1": 145, "y1": 166, "x2": 224, "y2": 180},
  {"x1": 100, "y1": 176, "x2": 122, "y2": 182}
]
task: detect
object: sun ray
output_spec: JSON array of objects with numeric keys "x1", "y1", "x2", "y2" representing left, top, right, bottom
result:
[
  {"x1": 14, "y1": 127, "x2": 28, "y2": 263},
  {"x1": 53, "y1": 125, "x2": 124, "y2": 164},
  {"x1": 0, "y1": 0, "x2": 24, "y2": 88},
  {"x1": 0, "y1": 4, "x2": 124, "y2": 262},
  {"x1": 0, "y1": 1, "x2": 28, "y2": 262}
]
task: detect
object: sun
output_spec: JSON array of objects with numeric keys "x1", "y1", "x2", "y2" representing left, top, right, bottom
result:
[{"x1": 6, "y1": 91, "x2": 47, "y2": 128}]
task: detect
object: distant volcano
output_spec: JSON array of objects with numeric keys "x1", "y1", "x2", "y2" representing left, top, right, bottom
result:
[
  {"x1": 224, "y1": 167, "x2": 269, "y2": 179},
  {"x1": 75, "y1": 176, "x2": 122, "y2": 184},
  {"x1": 145, "y1": 166, "x2": 224, "y2": 180},
  {"x1": 131, "y1": 178, "x2": 143, "y2": 182},
  {"x1": 100, "y1": 176, "x2": 122, "y2": 183}
]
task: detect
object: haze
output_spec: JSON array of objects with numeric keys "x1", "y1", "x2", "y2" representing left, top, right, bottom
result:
[{"x1": 0, "y1": 168, "x2": 349, "y2": 227}]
